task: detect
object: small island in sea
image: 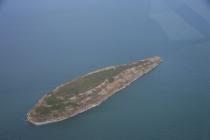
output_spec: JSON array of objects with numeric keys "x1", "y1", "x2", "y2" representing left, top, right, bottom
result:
[{"x1": 27, "y1": 56, "x2": 162, "y2": 126}]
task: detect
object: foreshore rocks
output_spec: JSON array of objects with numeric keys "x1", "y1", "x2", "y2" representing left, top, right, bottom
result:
[{"x1": 27, "y1": 56, "x2": 162, "y2": 126}]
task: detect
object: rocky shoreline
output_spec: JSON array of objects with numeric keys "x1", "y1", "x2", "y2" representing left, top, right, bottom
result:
[{"x1": 27, "y1": 56, "x2": 162, "y2": 126}]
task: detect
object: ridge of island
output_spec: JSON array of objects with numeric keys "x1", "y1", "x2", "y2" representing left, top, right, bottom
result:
[{"x1": 27, "y1": 56, "x2": 162, "y2": 126}]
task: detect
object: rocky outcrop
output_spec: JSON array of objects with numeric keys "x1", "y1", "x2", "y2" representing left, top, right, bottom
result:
[{"x1": 27, "y1": 56, "x2": 162, "y2": 126}]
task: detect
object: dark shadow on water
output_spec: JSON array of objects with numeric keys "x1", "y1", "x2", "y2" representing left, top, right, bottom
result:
[
  {"x1": 205, "y1": 0, "x2": 210, "y2": 8},
  {"x1": 0, "y1": 0, "x2": 5, "y2": 9},
  {"x1": 206, "y1": 0, "x2": 210, "y2": 5}
]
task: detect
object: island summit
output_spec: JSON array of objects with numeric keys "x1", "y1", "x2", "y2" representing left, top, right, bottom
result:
[{"x1": 27, "y1": 56, "x2": 162, "y2": 126}]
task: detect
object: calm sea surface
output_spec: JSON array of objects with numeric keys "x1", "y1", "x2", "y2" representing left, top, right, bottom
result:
[{"x1": 0, "y1": 0, "x2": 210, "y2": 139}]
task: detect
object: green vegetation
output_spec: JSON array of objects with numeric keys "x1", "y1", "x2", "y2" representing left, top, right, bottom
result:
[
  {"x1": 35, "y1": 62, "x2": 142, "y2": 116},
  {"x1": 35, "y1": 106, "x2": 50, "y2": 115},
  {"x1": 54, "y1": 64, "x2": 136, "y2": 96},
  {"x1": 27, "y1": 57, "x2": 162, "y2": 124}
]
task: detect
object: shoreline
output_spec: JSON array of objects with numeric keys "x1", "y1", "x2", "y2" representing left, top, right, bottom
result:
[{"x1": 27, "y1": 57, "x2": 162, "y2": 126}]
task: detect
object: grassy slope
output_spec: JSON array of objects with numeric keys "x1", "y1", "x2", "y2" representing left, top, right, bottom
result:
[{"x1": 34, "y1": 62, "x2": 141, "y2": 117}]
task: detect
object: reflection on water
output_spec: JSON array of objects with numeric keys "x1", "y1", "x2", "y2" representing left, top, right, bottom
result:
[
  {"x1": 149, "y1": 0, "x2": 210, "y2": 41},
  {"x1": 166, "y1": 0, "x2": 210, "y2": 37}
]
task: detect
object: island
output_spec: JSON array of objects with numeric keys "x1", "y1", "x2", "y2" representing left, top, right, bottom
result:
[{"x1": 27, "y1": 56, "x2": 162, "y2": 126}]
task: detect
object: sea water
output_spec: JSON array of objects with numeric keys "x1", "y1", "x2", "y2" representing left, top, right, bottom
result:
[{"x1": 0, "y1": 0, "x2": 210, "y2": 139}]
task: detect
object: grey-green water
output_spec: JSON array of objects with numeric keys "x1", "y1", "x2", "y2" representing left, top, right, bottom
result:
[{"x1": 0, "y1": 0, "x2": 210, "y2": 139}]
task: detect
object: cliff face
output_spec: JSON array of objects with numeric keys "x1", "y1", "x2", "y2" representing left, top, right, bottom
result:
[{"x1": 27, "y1": 56, "x2": 162, "y2": 125}]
